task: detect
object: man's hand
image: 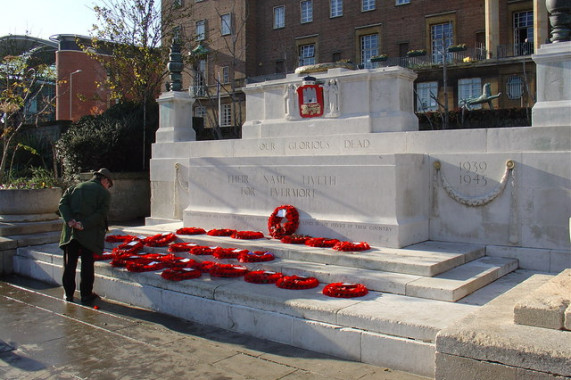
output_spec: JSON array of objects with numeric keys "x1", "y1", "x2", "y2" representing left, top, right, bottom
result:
[{"x1": 67, "y1": 219, "x2": 84, "y2": 230}]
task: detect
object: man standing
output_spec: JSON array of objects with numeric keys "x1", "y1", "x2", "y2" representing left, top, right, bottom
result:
[{"x1": 59, "y1": 168, "x2": 113, "y2": 304}]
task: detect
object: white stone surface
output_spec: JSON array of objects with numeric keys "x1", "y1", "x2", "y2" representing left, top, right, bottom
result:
[
  {"x1": 183, "y1": 154, "x2": 429, "y2": 248},
  {"x1": 242, "y1": 67, "x2": 418, "y2": 139},
  {"x1": 532, "y1": 42, "x2": 571, "y2": 128},
  {"x1": 156, "y1": 91, "x2": 196, "y2": 142}
]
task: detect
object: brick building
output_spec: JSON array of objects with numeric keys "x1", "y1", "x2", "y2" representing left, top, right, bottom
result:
[
  {"x1": 167, "y1": 0, "x2": 548, "y2": 130},
  {"x1": 51, "y1": 35, "x2": 111, "y2": 122}
]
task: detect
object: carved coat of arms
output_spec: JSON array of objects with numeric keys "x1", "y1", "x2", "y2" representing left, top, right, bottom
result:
[{"x1": 296, "y1": 77, "x2": 324, "y2": 118}]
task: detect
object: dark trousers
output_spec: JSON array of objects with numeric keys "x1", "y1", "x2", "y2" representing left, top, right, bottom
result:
[{"x1": 62, "y1": 240, "x2": 94, "y2": 300}]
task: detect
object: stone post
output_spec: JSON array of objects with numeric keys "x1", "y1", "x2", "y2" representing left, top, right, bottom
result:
[{"x1": 531, "y1": 1, "x2": 571, "y2": 127}]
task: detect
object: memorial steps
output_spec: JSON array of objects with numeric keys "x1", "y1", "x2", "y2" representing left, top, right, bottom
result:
[{"x1": 12, "y1": 223, "x2": 519, "y2": 377}]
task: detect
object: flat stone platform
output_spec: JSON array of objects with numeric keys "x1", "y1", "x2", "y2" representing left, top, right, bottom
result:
[{"x1": 11, "y1": 222, "x2": 539, "y2": 377}]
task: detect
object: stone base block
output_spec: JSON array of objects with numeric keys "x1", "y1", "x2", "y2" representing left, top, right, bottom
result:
[{"x1": 514, "y1": 269, "x2": 571, "y2": 330}]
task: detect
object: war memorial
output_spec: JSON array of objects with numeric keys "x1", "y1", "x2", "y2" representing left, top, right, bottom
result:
[{"x1": 2, "y1": 7, "x2": 570, "y2": 379}]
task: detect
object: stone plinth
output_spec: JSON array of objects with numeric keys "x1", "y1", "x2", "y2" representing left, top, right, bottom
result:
[
  {"x1": 156, "y1": 91, "x2": 196, "y2": 142},
  {"x1": 0, "y1": 187, "x2": 62, "y2": 222},
  {"x1": 242, "y1": 66, "x2": 418, "y2": 139},
  {"x1": 532, "y1": 41, "x2": 571, "y2": 127}
]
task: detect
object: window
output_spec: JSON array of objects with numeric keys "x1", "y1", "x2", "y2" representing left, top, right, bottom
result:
[
  {"x1": 194, "y1": 106, "x2": 206, "y2": 118},
  {"x1": 221, "y1": 104, "x2": 232, "y2": 126},
  {"x1": 222, "y1": 66, "x2": 230, "y2": 84},
  {"x1": 360, "y1": 34, "x2": 379, "y2": 68},
  {"x1": 458, "y1": 78, "x2": 482, "y2": 109},
  {"x1": 416, "y1": 82, "x2": 438, "y2": 112},
  {"x1": 274, "y1": 6, "x2": 285, "y2": 29},
  {"x1": 299, "y1": 44, "x2": 315, "y2": 66},
  {"x1": 507, "y1": 75, "x2": 523, "y2": 99},
  {"x1": 396, "y1": 0, "x2": 410, "y2": 4},
  {"x1": 196, "y1": 20, "x2": 205, "y2": 41},
  {"x1": 193, "y1": 59, "x2": 207, "y2": 96},
  {"x1": 221, "y1": 13, "x2": 232, "y2": 35},
  {"x1": 332, "y1": 51, "x2": 341, "y2": 62},
  {"x1": 514, "y1": 10, "x2": 534, "y2": 55},
  {"x1": 330, "y1": 0, "x2": 343, "y2": 18},
  {"x1": 431, "y1": 21, "x2": 453, "y2": 63},
  {"x1": 301, "y1": 0, "x2": 313, "y2": 23},
  {"x1": 362, "y1": 0, "x2": 375, "y2": 11}
]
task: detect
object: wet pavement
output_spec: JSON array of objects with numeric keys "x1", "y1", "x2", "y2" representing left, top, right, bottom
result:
[{"x1": 0, "y1": 275, "x2": 429, "y2": 380}]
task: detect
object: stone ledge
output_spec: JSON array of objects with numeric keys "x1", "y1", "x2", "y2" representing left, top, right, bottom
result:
[
  {"x1": 435, "y1": 274, "x2": 571, "y2": 378},
  {"x1": 514, "y1": 269, "x2": 571, "y2": 330}
]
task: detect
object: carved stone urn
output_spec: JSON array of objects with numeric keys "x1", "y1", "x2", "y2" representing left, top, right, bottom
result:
[{"x1": 546, "y1": 0, "x2": 571, "y2": 42}]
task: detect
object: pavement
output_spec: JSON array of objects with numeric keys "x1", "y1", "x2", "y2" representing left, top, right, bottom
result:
[{"x1": 0, "y1": 274, "x2": 429, "y2": 380}]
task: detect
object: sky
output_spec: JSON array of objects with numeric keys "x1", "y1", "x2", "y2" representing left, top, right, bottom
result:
[{"x1": 1, "y1": 0, "x2": 100, "y2": 41}]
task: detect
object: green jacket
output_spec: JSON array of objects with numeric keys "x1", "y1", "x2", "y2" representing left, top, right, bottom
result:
[{"x1": 59, "y1": 179, "x2": 111, "y2": 254}]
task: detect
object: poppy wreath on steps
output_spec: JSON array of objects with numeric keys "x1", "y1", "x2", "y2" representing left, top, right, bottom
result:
[
  {"x1": 113, "y1": 240, "x2": 144, "y2": 255},
  {"x1": 111, "y1": 253, "x2": 168, "y2": 268},
  {"x1": 161, "y1": 267, "x2": 202, "y2": 281},
  {"x1": 189, "y1": 246, "x2": 216, "y2": 256},
  {"x1": 244, "y1": 270, "x2": 284, "y2": 284},
  {"x1": 207, "y1": 228, "x2": 237, "y2": 237},
  {"x1": 126, "y1": 259, "x2": 167, "y2": 272},
  {"x1": 143, "y1": 233, "x2": 177, "y2": 247},
  {"x1": 268, "y1": 205, "x2": 299, "y2": 239},
  {"x1": 209, "y1": 263, "x2": 249, "y2": 278},
  {"x1": 168, "y1": 242, "x2": 198, "y2": 253},
  {"x1": 93, "y1": 251, "x2": 115, "y2": 261},
  {"x1": 213, "y1": 247, "x2": 248, "y2": 259},
  {"x1": 305, "y1": 237, "x2": 340, "y2": 248},
  {"x1": 332, "y1": 241, "x2": 371, "y2": 252},
  {"x1": 231, "y1": 230, "x2": 265, "y2": 240},
  {"x1": 322, "y1": 282, "x2": 369, "y2": 298},
  {"x1": 193, "y1": 260, "x2": 217, "y2": 273},
  {"x1": 105, "y1": 234, "x2": 138, "y2": 243},
  {"x1": 280, "y1": 235, "x2": 311, "y2": 244},
  {"x1": 176, "y1": 227, "x2": 206, "y2": 235},
  {"x1": 238, "y1": 251, "x2": 275, "y2": 263},
  {"x1": 276, "y1": 275, "x2": 319, "y2": 290}
]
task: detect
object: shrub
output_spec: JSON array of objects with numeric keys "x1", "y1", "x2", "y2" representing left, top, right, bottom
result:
[{"x1": 56, "y1": 101, "x2": 158, "y2": 182}]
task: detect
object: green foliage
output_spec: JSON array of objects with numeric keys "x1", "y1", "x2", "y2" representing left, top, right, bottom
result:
[
  {"x1": 0, "y1": 167, "x2": 59, "y2": 189},
  {"x1": 56, "y1": 101, "x2": 158, "y2": 181}
]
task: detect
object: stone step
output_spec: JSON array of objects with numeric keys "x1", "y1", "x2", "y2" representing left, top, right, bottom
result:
[
  {"x1": 116, "y1": 225, "x2": 486, "y2": 277},
  {"x1": 0, "y1": 219, "x2": 62, "y2": 237},
  {"x1": 13, "y1": 242, "x2": 485, "y2": 377}
]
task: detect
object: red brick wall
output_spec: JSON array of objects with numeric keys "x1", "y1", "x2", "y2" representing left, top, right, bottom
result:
[{"x1": 56, "y1": 50, "x2": 109, "y2": 121}]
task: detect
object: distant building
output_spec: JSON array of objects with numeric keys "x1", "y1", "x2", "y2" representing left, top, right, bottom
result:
[{"x1": 164, "y1": 0, "x2": 547, "y2": 129}]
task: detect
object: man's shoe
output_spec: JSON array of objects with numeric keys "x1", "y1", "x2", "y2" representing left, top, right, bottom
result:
[
  {"x1": 80, "y1": 293, "x2": 100, "y2": 305},
  {"x1": 64, "y1": 295, "x2": 74, "y2": 302}
]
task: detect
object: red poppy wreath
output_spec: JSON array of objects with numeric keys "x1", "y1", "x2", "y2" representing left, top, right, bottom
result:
[
  {"x1": 276, "y1": 275, "x2": 319, "y2": 290},
  {"x1": 322, "y1": 282, "x2": 369, "y2": 298},
  {"x1": 268, "y1": 205, "x2": 299, "y2": 239}
]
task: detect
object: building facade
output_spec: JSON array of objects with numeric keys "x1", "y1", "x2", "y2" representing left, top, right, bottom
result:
[{"x1": 167, "y1": 0, "x2": 548, "y2": 129}]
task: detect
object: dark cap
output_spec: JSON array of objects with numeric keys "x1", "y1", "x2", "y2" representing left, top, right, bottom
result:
[{"x1": 94, "y1": 168, "x2": 113, "y2": 187}]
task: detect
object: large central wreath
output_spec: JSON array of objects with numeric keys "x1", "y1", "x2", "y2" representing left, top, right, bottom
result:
[{"x1": 267, "y1": 204, "x2": 299, "y2": 238}]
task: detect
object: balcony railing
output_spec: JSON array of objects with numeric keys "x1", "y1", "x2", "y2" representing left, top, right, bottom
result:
[
  {"x1": 372, "y1": 46, "x2": 489, "y2": 69},
  {"x1": 496, "y1": 43, "x2": 534, "y2": 58}
]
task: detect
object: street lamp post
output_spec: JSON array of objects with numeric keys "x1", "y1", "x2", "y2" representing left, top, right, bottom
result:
[{"x1": 69, "y1": 69, "x2": 82, "y2": 120}]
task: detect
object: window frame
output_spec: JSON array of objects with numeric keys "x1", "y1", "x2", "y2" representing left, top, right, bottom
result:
[
  {"x1": 221, "y1": 13, "x2": 232, "y2": 36},
  {"x1": 431, "y1": 21, "x2": 454, "y2": 64},
  {"x1": 362, "y1": 0, "x2": 376, "y2": 12},
  {"x1": 196, "y1": 20, "x2": 206, "y2": 41},
  {"x1": 396, "y1": 0, "x2": 410, "y2": 5},
  {"x1": 221, "y1": 103, "x2": 232, "y2": 126},
  {"x1": 360, "y1": 33, "x2": 379, "y2": 68},
  {"x1": 221, "y1": 66, "x2": 230, "y2": 84},
  {"x1": 298, "y1": 43, "x2": 316, "y2": 66},
  {"x1": 273, "y1": 5, "x2": 285, "y2": 29},
  {"x1": 416, "y1": 82, "x2": 438, "y2": 112},
  {"x1": 506, "y1": 75, "x2": 523, "y2": 100},
  {"x1": 301, "y1": 0, "x2": 313, "y2": 24},
  {"x1": 458, "y1": 78, "x2": 483, "y2": 109},
  {"x1": 330, "y1": 0, "x2": 343, "y2": 18}
]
